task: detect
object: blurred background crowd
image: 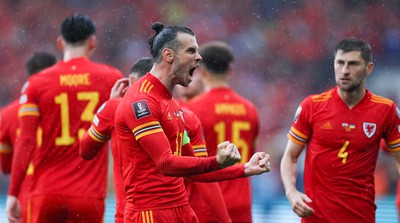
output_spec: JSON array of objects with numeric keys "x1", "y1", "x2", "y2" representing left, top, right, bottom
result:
[{"x1": 1, "y1": 0, "x2": 400, "y2": 212}]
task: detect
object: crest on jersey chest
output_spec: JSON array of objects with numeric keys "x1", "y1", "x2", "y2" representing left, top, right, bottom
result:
[{"x1": 363, "y1": 122, "x2": 376, "y2": 138}]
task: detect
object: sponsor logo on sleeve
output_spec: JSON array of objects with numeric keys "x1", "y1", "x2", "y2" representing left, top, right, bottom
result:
[
  {"x1": 93, "y1": 115, "x2": 99, "y2": 126},
  {"x1": 21, "y1": 81, "x2": 29, "y2": 93},
  {"x1": 97, "y1": 102, "x2": 107, "y2": 114},
  {"x1": 20, "y1": 94, "x2": 27, "y2": 104},
  {"x1": 293, "y1": 106, "x2": 302, "y2": 123},
  {"x1": 132, "y1": 100, "x2": 151, "y2": 119}
]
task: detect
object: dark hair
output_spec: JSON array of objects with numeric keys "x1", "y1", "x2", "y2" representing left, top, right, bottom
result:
[
  {"x1": 26, "y1": 52, "x2": 57, "y2": 76},
  {"x1": 147, "y1": 22, "x2": 194, "y2": 63},
  {"x1": 130, "y1": 57, "x2": 153, "y2": 78},
  {"x1": 334, "y1": 37, "x2": 373, "y2": 63},
  {"x1": 199, "y1": 41, "x2": 234, "y2": 75},
  {"x1": 61, "y1": 13, "x2": 96, "y2": 44}
]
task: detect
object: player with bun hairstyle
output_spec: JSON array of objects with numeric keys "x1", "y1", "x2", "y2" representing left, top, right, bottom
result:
[{"x1": 115, "y1": 22, "x2": 271, "y2": 223}]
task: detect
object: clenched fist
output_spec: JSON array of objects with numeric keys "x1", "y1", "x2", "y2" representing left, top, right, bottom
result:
[
  {"x1": 244, "y1": 152, "x2": 271, "y2": 176},
  {"x1": 216, "y1": 141, "x2": 241, "y2": 168}
]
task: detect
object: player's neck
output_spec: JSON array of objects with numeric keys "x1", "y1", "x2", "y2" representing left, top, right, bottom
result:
[
  {"x1": 150, "y1": 65, "x2": 175, "y2": 93},
  {"x1": 204, "y1": 75, "x2": 228, "y2": 92},
  {"x1": 337, "y1": 88, "x2": 366, "y2": 109},
  {"x1": 63, "y1": 48, "x2": 90, "y2": 62}
]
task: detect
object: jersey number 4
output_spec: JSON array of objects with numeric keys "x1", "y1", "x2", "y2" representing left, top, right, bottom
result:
[
  {"x1": 54, "y1": 92, "x2": 99, "y2": 146},
  {"x1": 338, "y1": 140, "x2": 349, "y2": 164}
]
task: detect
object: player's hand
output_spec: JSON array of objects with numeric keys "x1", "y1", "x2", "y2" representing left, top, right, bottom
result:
[
  {"x1": 287, "y1": 190, "x2": 314, "y2": 218},
  {"x1": 244, "y1": 152, "x2": 271, "y2": 176},
  {"x1": 110, "y1": 78, "x2": 129, "y2": 99},
  {"x1": 216, "y1": 141, "x2": 241, "y2": 168},
  {"x1": 6, "y1": 195, "x2": 21, "y2": 223}
]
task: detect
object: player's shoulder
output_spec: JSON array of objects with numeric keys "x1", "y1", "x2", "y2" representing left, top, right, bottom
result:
[
  {"x1": 97, "y1": 98, "x2": 122, "y2": 114},
  {"x1": 86, "y1": 60, "x2": 123, "y2": 78},
  {"x1": 309, "y1": 89, "x2": 334, "y2": 103},
  {"x1": 0, "y1": 100, "x2": 19, "y2": 116},
  {"x1": 368, "y1": 91, "x2": 394, "y2": 107},
  {"x1": 181, "y1": 106, "x2": 198, "y2": 121},
  {"x1": 227, "y1": 89, "x2": 258, "y2": 111}
]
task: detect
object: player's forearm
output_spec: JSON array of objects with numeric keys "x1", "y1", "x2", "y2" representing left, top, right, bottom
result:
[
  {"x1": 0, "y1": 152, "x2": 13, "y2": 174},
  {"x1": 8, "y1": 136, "x2": 35, "y2": 196},
  {"x1": 79, "y1": 131, "x2": 106, "y2": 160},
  {"x1": 390, "y1": 150, "x2": 400, "y2": 175},
  {"x1": 158, "y1": 151, "x2": 221, "y2": 176},
  {"x1": 8, "y1": 115, "x2": 38, "y2": 196},
  {"x1": 187, "y1": 164, "x2": 245, "y2": 182},
  {"x1": 280, "y1": 154, "x2": 298, "y2": 197},
  {"x1": 140, "y1": 134, "x2": 221, "y2": 176}
]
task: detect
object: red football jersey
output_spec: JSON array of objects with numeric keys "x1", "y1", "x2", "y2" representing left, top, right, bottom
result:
[
  {"x1": 87, "y1": 97, "x2": 125, "y2": 222},
  {"x1": 187, "y1": 87, "x2": 259, "y2": 223},
  {"x1": 181, "y1": 106, "x2": 232, "y2": 223},
  {"x1": 0, "y1": 100, "x2": 19, "y2": 173},
  {"x1": 115, "y1": 73, "x2": 221, "y2": 213},
  {"x1": 9, "y1": 57, "x2": 122, "y2": 199},
  {"x1": 288, "y1": 87, "x2": 400, "y2": 223},
  {"x1": 0, "y1": 100, "x2": 36, "y2": 223},
  {"x1": 181, "y1": 107, "x2": 207, "y2": 157}
]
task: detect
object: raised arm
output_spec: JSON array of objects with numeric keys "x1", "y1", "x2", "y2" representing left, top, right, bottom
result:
[{"x1": 139, "y1": 133, "x2": 241, "y2": 176}]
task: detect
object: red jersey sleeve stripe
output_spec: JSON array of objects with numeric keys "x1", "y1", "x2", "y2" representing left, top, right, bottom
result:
[
  {"x1": 287, "y1": 133, "x2": 307, "y2": 146},
  {"x1": 192, "y1": 144, "x2": 206, "y2": 149},
  {"x1": 88, "y1": 126, "x2": 109, "y2": 143},
  {"x1": 18, "y1": 104, "x2": 40, "y2": 117},
  {"x1": 194, "y1": 151, "x2": 208, "y2": 157},
  {"x1": 289, "y1": 126, "x2": 309, "y2": 141},
  {"x1": 193, "y1": 145, "x2": 208, "y2": 157},
  {"x1": 132, "y1": 121, "x2": 163, "y2": 140},
  {"x1": 0, "y1": 143, "x2": 12, "y2": 153},
  {"x1": 134, "y1": 129, "x2": 163, "y2": 141},
  {"x1": 386, "y1": 138, "x2": 400, "y2": 151},
  {"x1": 132, "y1": 121, "x2": 160, "y2": 132}
]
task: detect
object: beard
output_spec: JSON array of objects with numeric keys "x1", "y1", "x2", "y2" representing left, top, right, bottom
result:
[{"x1": 337, "y1": 81, "x2": 362, "y2": 92}]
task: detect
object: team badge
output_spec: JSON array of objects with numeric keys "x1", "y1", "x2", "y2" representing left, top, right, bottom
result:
[
  {"x1": 363, "y1": 122, "x2": 376, "y2": 138},
  {"x1": 293, "y1": 106, "x2": 302, "y2": 123},
  {"x1": 132, "y1": 100, "x2": 151, "y2": 119}
]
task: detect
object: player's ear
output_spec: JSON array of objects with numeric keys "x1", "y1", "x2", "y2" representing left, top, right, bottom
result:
[
  {"x1": 162, "y1": 48, "x2": 174, "y2": 63},
  {"x1": 366, "y1": 62, "x2": 374, "y2": 77},
  {"x1": 226, "y1": 66, "x2": 233, "y2": 76},
  {"x1": 88, "y1": 35, "x2": 97, "y2": 50},
  {"x1": 57, "y1": 36, "x2": 64, "y2": 51}
]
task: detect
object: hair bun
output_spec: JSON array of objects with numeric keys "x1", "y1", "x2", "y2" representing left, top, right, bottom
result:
[{"x1": 151, "y1": 22, "x2": 164, "y2": 34}]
